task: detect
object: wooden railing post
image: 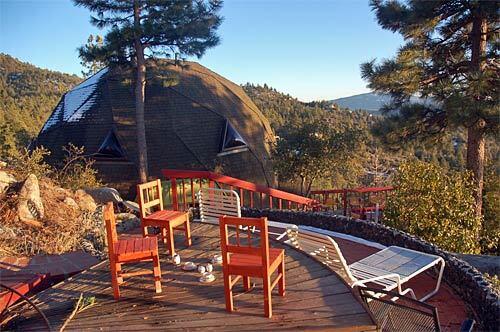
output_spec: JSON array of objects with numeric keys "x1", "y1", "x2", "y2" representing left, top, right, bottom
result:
[
  {"x1": 343, "y1": 189, "x2": 348, "y2": 216},
  {"x1": 171, "y1": 178, "x2": 179, "y2": 211},
  {"x1": 162, "y1": 169, "x2": 316, "y2": 211}
]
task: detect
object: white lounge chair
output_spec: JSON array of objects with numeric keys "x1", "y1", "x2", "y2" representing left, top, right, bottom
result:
[
  {"x1": 286, "y1": 226, "x2": 445, "y2": 301},
  {"x1": 197, "y1": 188, "x2": 295, "y2": 240},
  {"x1": 198, "y1": 188, "x2": 241, "y2": 224}
]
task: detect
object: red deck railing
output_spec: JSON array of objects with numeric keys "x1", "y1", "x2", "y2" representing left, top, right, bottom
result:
[
  {"x1": 310, "y1": 186, "x2": 394, "y2": 219},
  {"x1": 162, "y1": 169, "x2": 318, "y2": 211}
]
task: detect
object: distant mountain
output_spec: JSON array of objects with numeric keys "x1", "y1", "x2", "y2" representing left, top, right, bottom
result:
[
  {"x1": 242, "y1": 83, "x2": 376, "y2": 136},
  {"x1": 330, "y1": 92, "x2": 432, "y2": 114},
  {"x1": 0, "y1": 53, "x2": 81, "y2": 157}
]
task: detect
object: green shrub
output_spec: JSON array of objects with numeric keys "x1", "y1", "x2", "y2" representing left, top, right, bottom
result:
[
  {"x1": 481, "y1": 165, "x2": 500, "y2": 255},
  {"x1": 383, "y1": 161, "x2": 481, "y2": 254}
]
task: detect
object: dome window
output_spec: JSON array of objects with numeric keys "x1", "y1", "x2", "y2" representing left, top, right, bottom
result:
[
  {"x1": 94, "y1": 131, "x2": 127, "y2": 159},
  {"x1": 218, "y1": 120, "x2": 248, "y2": 156}
]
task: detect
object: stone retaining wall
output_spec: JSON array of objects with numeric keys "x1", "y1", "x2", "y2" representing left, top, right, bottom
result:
[{"x1": 242, "y1": 208, "x2": 500, "y2": 330}]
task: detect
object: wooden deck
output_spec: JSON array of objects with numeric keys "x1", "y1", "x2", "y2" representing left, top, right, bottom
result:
[{"x1": 10, "y1": 222, "x2": 377, "y2": 331}]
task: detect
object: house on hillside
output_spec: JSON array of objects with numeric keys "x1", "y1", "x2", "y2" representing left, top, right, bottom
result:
[{"x1": 33, "y1": 61, "x2": 276, "y2": 196}]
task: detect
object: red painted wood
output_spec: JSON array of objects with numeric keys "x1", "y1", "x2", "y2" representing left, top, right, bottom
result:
[
  {"x1": 162, "y1": 169, "x2": 315, "y2": 205},
  {"x1": 170, "y1": 178, "x2": 178, "y2": 211},
  {"x1": 182, "y1": 179, "x2": 187, "y2": 211},
  {"x1": 190, "y1": 179, "x2": 195, "y2": 207},
  {"x1": 219, "y1": 216, "x2": 285, "y2": 318},
  {"x1": 138, "y1": 180, "x2": 192, "y2": 255},
  {"x1": 103, "y1": 202, "x2": 162, "y2": 300}
]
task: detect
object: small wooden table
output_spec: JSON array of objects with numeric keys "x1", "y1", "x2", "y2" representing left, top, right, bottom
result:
[{"x1": 142, "y1": 210, "x2": 191, "y2": 256}]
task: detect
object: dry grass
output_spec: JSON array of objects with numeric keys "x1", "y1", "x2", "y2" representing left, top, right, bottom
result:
[{"x1": 0, "y1": 176, "x2": 106, "y2": 257}]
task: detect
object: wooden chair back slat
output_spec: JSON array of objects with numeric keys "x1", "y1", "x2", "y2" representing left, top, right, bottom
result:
[
  {"x1": 103, "y1": 202, "x2": 118, "y2": 256},
  {"x1": 219, "y1": 216, "x2": 270, "y2": 267},
  {"x1": 138, "y1": 179, "x2": 164, "y2": 218}
]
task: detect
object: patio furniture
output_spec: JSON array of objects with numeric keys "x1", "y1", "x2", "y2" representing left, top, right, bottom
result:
[
  {"x1": 138, "y1": 179, "x2": 191, "y2": 256},
  {"x1": 358, "y1": 286, "x2": 441, "y2": 332},
  {"x1": 286, "y1": 226, "x2": 445, "y2": 301},
  {"x1": 219, "y1": 216, "x2": 285, "y2": 318},
  {"x1": 198, "y1": 188, "x2": 241, "y2": 224},
  {"x1": 199, "y1": 187, "x2": 294, "y2": 239},
  {"x1": 103, "y1": 202, "x2": 162, "y2": 300}
]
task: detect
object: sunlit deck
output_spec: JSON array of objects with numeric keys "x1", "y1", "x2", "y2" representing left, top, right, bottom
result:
[{"x1": 13, "y1": 222, "x2": 378, "y2": 331}]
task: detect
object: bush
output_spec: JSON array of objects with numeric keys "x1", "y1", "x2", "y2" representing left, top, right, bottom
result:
[
  {"x1": 383, "y1": 161, "x2": 481, "y2": 254},
  {"x1": 57, "y1": 144, "x2": 102, "y2": 190},
  {"x1": 481, "y1": 165, "x2": 500, "y2": 255},
  {"x1": 10, "y1": 146, "x2": 54, "y2": 180}
]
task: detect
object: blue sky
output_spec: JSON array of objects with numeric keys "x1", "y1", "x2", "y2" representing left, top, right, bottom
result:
[{"x1": 0, "y1": 0, "x2": 403, "y2": 101}]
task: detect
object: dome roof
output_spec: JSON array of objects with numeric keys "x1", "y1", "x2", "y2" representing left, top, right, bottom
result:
[{"x1": 35, "y1": 61, "x2": 275, "y2": 189}]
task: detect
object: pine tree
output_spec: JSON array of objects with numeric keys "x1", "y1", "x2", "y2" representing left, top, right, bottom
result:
[
  {"x1": 74, "y1": 0, "x2": 223, "y2": 183},
  {"x1": 80, "y1": 34, "x2": 105, "y2": 78},
  {"x1": 361, "y1": 0, "x2": 499, "y2": 216}
]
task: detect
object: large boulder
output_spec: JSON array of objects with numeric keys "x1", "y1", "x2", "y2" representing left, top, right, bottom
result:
[
  {"x1": 84, "y1": 187, "x2": 123, "y2": 205},
  {"x1": 75, "y1": 189, "x2": 97, "y2": 212},
  {"x1": 115, "y1": 213, "x2": 140, "y2": 233},
  {"x1": 0, "y1": 170, "x2": 17, "y2": 194},
  {"x1": 18, "y1": 174, "x2": 44, "y2": 227}
]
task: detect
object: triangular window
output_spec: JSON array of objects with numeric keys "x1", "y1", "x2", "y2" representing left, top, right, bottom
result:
[
  {"x1": 95, "y1": 131, "x2": 126, "y2": 159},
  {"x1": 219, "y1": 120, "x2": 248, "y2": 155}
]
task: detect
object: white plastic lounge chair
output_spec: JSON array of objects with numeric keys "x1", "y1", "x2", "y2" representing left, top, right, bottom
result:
[
  {"x1": 286, "y1": 226, "x2": 445, "y2": 301},
  {"x1": 198, "y1": 188, "x2": 241, "y2": 224},
  {"x1": 197, "y1": 188, "x2": 295, "y2": 239}
]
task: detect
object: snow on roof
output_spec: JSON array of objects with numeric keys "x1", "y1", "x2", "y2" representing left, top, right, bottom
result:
[{"x1": 41, "y1": 68, "x2": 108, "y2": 133}]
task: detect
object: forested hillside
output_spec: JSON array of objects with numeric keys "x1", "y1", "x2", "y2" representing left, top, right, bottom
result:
[
  {"x1": 243, "y1": 83, "x2": 469, "y2": 188},
  {"x1": 0, "y1": 54, "x2": 81, "y2": 157}
]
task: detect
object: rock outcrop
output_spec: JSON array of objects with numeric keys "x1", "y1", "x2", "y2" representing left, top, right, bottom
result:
[
  {"x1": 17, "y1": 174, "x2": 44, "y2": 227},
  {"x1": 0, "y1": 170, "x2": 17, "y2": 194},
  {"x1": 85, "y1": 187, "x2": 123, "y2": 204}
]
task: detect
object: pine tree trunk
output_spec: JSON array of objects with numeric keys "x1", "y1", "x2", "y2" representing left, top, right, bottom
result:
[
  {"x1": 466, "y1": 121, "x2": 485, "y2": 217},
  {"x1": 134, "y1": 0, "x2": 148, "y2": 183},
  {"x1": 300, "y1": 176, "x2": 305, "y2": 196},
  {"x1": 467, "y1": 15, "x2": 488, "y2": 217}
]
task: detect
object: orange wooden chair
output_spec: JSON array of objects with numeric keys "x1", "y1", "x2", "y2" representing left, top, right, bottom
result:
[
  {"x1": 219, "y1": 215, "x2": 285, "y2": 318},
  {"x1": 137, "y1": 179, "x2": 191, "y2": 256},
  {"x1": 103, "y1": 202, "x2": 162, "y2": 300}
]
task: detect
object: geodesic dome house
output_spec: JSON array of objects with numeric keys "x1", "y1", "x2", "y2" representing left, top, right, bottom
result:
[{"x1": 34, "y1": 61, "x2": 275, "y2": 195}]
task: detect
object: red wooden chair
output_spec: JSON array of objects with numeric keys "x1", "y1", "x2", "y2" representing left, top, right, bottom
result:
[
  {"x1": 137, "y1": 179, "x2": 191, "y2": 256},
  {"x1": 219, "y1": 215, "x2": 285, "y2": 318},
  {"x1": 103, "y1": 202, "x2": 162, "y2": 300}
]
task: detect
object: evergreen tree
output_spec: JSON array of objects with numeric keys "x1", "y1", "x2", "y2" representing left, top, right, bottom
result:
[
  {"x1": 361, "y1": 0, "x2": 499, "y2": 216},
  {"x1": 80, "y1": 34, "x2": 105, "y2": 78},
  {"x1": 74, "y1": 0, "x2": 223, "y2": 182}
]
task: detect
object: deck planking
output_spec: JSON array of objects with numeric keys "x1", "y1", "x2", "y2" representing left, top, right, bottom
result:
[{"x1": 10, "y1": 222, "x2": 377, "y2": 331}]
